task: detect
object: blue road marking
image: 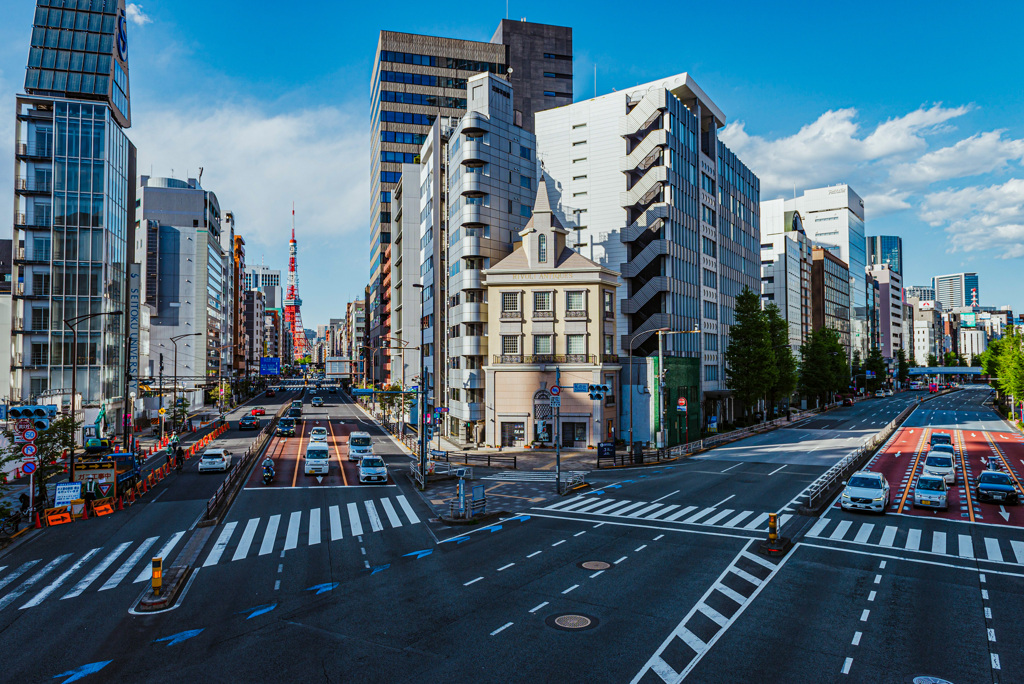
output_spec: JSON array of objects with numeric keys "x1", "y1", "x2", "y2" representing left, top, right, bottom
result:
[
  {"x1": 592, "y1": 490, "x2": 605, "y2": 495},
  {"x1": 488, "y1": 525, "x2": 503, "y2": 533},
  {"x1": 307, "y1": 583, "x2": 339, "y2": 595},
  {"x1": 154, "y1": 629, "x2": 204, "y2": 647},
  {"x1": 403, "y1": 549, "x2": 433, "y2": 559},
  {"x1": 371, "y1": 564, "x2": 390, "y2": 575},
  {"x1": 441, "y1": 535, "x2": 471, "y2": 544},
  {"x1": 508, "y1": 515, "x2": 531, "y2": 523},
  {"x1": 606, "y1": 484, "x2": 622, "y2": 489},
  {"x1": 238, "y1": 603, "x2": 277, "y2": 619},
  {"x1": 53, "y1": 661, "x2": 113, "y2": 683}
]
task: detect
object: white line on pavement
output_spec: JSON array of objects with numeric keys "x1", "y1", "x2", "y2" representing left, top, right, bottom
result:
[
  {"x1": 464, "y1": 577, "x2": 483, "y2": 586},
  {"x1": 529, "y1": 601, "x2": 549, "y2": 613},
  {"x1": 490, "y1": 622, "x2": 513, "y2": 636}
]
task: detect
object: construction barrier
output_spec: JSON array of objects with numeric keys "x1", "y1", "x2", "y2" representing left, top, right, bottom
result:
[
  {"x1": 45, "y1": 506, "x2": 72, "y2": 526},
  {"x1": 93, "y1": 498, "x2": 115, "y2": 516},
  {"x1": 69, "y1": 499, "x2": 89, "y2": 520}
]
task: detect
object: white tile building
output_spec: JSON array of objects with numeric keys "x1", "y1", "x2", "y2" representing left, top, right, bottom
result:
[{"x1": 759, "y1": 199, "x2": 811, "y2": 351}]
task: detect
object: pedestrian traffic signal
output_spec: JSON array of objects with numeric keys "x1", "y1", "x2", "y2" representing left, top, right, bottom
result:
[{"x1": 10, "y1": 405, "x2": 58, "y2": 430}]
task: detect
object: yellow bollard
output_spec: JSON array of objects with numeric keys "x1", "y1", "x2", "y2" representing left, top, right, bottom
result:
[
  {"x1": 152, "y1": 557, "x2": 163, "y2": 596},
  {"x1": 767, "y1": 513, "x2": 778, "y2": 542}
]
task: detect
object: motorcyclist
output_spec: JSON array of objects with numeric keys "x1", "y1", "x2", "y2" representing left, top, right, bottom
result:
[
  {"x1": 261, "y1": 456, "x2": 275, "y2": 478},
  {"x1": 175, "y1": 445, "x2": 185, "y2": 471}
]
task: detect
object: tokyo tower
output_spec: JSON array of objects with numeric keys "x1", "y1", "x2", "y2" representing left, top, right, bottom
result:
[{"x1": 283, "y1": 205, "x2": 310, "y2": 360}]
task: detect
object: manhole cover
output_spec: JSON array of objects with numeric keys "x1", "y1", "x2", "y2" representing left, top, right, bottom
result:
[
  {"x1": 580, "y1": 561, "x2": 611, "y2": 570},
  {"x1": 913, "y1": 677, "x2": 954, "y2": 684},
  {"x1": 545, "y1": 613, "x2": 599, "y2": 631}
]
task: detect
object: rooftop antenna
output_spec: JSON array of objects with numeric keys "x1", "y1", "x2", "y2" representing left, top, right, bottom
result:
[{"x1": 198, "y1": 166, "x2": 203, "y2": 186}]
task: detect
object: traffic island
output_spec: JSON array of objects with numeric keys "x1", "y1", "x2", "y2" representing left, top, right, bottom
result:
[
  {"x1": 758, "y1": 537, "x2": 793, "y2": 558},
  {"x1": 133, "y1": 565, "x2": 191, "y2": 612},
  {"x1": 438, "y1": 510, "x2": 509, "y2": 526}
]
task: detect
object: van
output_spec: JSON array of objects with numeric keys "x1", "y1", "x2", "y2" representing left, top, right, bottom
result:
[
  {"x1": 930, "y1": 432, "x2": 952, "y2": 447},
  {"x1": 349, "y1": 431, "x2": 372, "y2": 461},
  {"x1": 304, "y1": 443, "x2": 331, "y2": 476}
]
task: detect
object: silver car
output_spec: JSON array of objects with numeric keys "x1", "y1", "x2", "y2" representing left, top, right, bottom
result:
[
  {"x1": 840, "y1": 472, "x2": 890, "y2": 514},
  {"x1": 913, "y1": 474, "x2": 949, "y2": 510},
  {"x1": 922, "y1": 451, "x2": 956, "y2": 485}
]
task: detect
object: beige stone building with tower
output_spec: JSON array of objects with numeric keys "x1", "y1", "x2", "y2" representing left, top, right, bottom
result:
[{"x1": 483, "y1": 178, "x2": 620, "y2": 448}]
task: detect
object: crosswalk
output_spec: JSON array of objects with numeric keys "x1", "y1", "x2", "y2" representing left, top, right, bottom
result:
[
  {"x1": 0, "y1": 494, "x2": 422, "y2": 613},
  {"x1": 534, "y1": 496, "x2": 785, "y2": 532},
  {"x1": 806, "y1": 517, "x2": 1024, "y2": 565}
]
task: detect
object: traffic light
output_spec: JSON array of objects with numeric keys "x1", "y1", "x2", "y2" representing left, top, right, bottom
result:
[
  {"x1": 423, "y1": 426, "x2": 434, "y2": 440},
  {"x1": 588, "y1": 384, "x2": 612, "y2": 401},
  {"x1": 10, "y1": 405, "x2": 58, "y2": 430}
]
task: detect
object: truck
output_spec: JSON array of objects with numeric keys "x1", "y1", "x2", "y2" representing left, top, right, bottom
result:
[{"x1": 72, "y1": 452, "x2": 143, "y2": 499}]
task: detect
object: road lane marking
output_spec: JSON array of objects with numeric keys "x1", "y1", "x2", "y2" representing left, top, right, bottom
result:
[
  {"x1": 348, "y1": 503, "x2": 363, "y2": 536},
  {"x1": 327, "y1": 419, "x2": 348, "y2": 486},
  {"x1": 562, "y1": 584, "x2": 579, "y2": 594},
  {"x1": 329, "y1": 506, "x2": 343, "y2": 541},
  {"x1": 652, "y1": 489, "x2": 680, "y2": 503},
  {"x1": 527, "y1": 551, "x2": 542, "y2": 558},
  {"x1": 729, "y1": 566, "x2": 762, "y2": 587},
  {"x1": 395, "y1": 495, "x2": 421, "y2": 524},
  {"x1": 635, "y1": 544, "x2": 648, "y2": 552},
  {"x1": 807, "y1": 518, "x2": 830, "y2": 537},
  {"x1": 551, "y1": 540, "x2": 566, "y2": 547},
  {"x1": 0, "y1": 561, "x2": 40, "y2": 592},
  {"x1": 645, "y1": 505, "x2": 682, "y2": 520},
  {"x1": 955, "y1": 430, "x2": 976, "y2": 523},
  {"x1": 932, "y1": 531, "x2": 946, "y2": 554},
  {"x1": 609, "y1": 502, "x2": 650, "y2": 517},
  {"x1": 696, "y1": 602, "x2": 728, "y2": 627},
  {"x1": 744, "y1": 512, "x2": 770, "y2": 531},
  {"x1": 283, "y1": 512, "x2": 301, "y2": 551},
  {"x1": 860, "y1": 609, "x2": 870, "y2": 621},
  {"x1": 364, "y1": 500, "x2": 384, "y2": 532},
  {"x1": 663, "y1": 506, "x2": 699, "y2": 521},
  {"x1": 958, "y1": 534, "x2": 974, "y2": 559},
  {"x1": 851, "y1": 632, "x2": 861, "y2": 645},
  {"x1": 587, "y1": 500, "x2": 634, "y2": 515},
  {"x1": 308, "y1": 508, "x2": 322, "y2": 545},
  {"x1": 985, "y1": 538, "x2": 1003, "y2": 563},
  {"x1": 720, "y1": 463, "x2": 742, "y2": 472},
  {"x1": 742, "y1": 552, "x2": 776, "y2": 571},
  {"x1": 683, "y1": 508, "x2": 718, "y2": 524},
  {"x1": 380, "y1": 499, "x2": 402, "y2": 528},
  {"x1": 897, "y1": 428, "x2": 931, "y2": 514},
  {"x1": 711, "y1": 495, "x2": 736, "y2": 508},
  {"x1": 233, "y1": 519, "x2": 260, "y2": 561},
  {"x1": 879, "y1": 526, "x2": 897, "y2": 547},
  {"x1": 905, "y1": 529, "x2": 921, "y2": 551},
  {"x1": 101, "y1": 537, "x2": 158, "y2": 590},
  {"x1": 573, "y1": 530, "x2": 587, "y2": 537},
  {"x1": 867, "y1": 591, "x2": 876, "y2": 601},
  {"x1": 873, "y1": 574, "x2": 882, "y2": 584},
  {"x1": 702, "y1": 509, "x2": 735, "y2": 526},
  {"x1": 842, "y1": 657, "x2": 853, "y2": 674},
  {"x1": 463, "y1": 577, "x2": 483, "y2": 586},
  {"x1": 854, "y1": 524, "x2": 874, "y2": 543},
  {"x1": 529, "y1": 601, "x2": 548, "y2": 613},
  {"x1": 767, "y1": 465, "x2": 788, "y2": 476},
  {"x1": 614, "y1": 556, "x2": 628, "y2": 564},
  {"x1": 497, "y1": 563, "x2": 515, "y2": 571},
  {"x1": 203, "y1": 523, "x2": 238, "y2": 567},
  {"x1": 490, "y1": 622, "x2": 513, "y2": 636},
  {"x1": 629, "y1": 503, "x2": 667, "y2": 518},
  {"x1": 1011, "y1": 540, "x2": 1024, "y2": 564},
  {"x1": 0, "y1": 554, "x2": 71, "y2": 611},
  {"x1": 134, "y1": 532, "x2": 184, "y2": 583},
  {"x1": 259, "y1": 515, "x2": 281, "y2": 556},
  {"x1": 21, "y1": 549, "x2": 99, "y2": 609},
  {"x1": 590, "y1": 570, "x2": 604, "y2": 578},
  {"x1": 63, "y1": 543, "x2": 131, "y2": 599},
  {"x1": 830, "y1": 521, "x2": 852, "y2": 540}
]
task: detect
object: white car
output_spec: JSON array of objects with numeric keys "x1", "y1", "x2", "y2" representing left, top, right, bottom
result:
[
  {"x1": 875, "y1": 390, "x2": 886, "y2": 398},
  {"x1": 198, "y1": 448, "x2": 232, "y2": 473},
  {"x1": 304, "y1": 444, "x2": 331, "y2": 476},
  {"x1": 884, "y1": 389, "x2": 894, "y2": 397},
  {"x1": 310, "y1": 427, "x2": 328, "y2": 443},
  {"x1": 349, "y1": 431, "x2": 373, "y2": 461},
  {"x1": 311, "y1": 396, "x2": 324, "y2": 407},
  {"x1": 922, "y1": 451, "x2": 956, "y2": 485},
  {"x1": 840, "y1": 471, "x2": 890, "y2": 514},
  {"x1": 358, "y1": 456, "x2": 388, "y2": 484}
]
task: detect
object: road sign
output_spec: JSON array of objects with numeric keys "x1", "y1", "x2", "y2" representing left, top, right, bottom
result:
[
  {"x1": 677, "y1": 397, "x2": 687, "y2": 413},
  {"x1": 435, "y1": 407, "x2": 449, "y2": 413},
  {"x1": 572, "y1": 383, "x2": 588, "y2": 393},
  {"x1": 549, "y1": 396, "x2": 561, "y2": 408},
  {"x1": 22, "y1": 428, "x2": 37, "y2": 442},
  {"x1": 158, "y1": 407, "x2": 167, "y2": 415},
  {"x1": 54, "y1": 481, "x2": 82, "y2": 507},
  {"x1": 22, "y1": 461, "x2": 35, "y2": 474},
  {"x1": 21, "y1": 444, "x2": 37, "y2": 457},
  {"x1": 17, "y1": 419, "x2": 30, "y2": 430},
  {"x1": 549, "y1": 385, "x2": 561, "y2": 396}
]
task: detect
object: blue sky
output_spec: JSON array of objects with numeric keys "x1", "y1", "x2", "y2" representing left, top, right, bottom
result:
[{"x1": 2, "y1": 0, "x2": 1024, "y2": 326}]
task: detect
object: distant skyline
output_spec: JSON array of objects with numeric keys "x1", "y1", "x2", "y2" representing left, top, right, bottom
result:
[{"x1": 2, "y1": 0, "x2": 1023, "y2": 326}]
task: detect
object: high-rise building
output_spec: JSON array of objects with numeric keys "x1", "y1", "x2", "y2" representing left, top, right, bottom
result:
[
  {"x1": 369, "y1": 23, "x2": 572, "y2": 386},
  {"x1": 866, "y1": 263, "x2": 904, "y2": 359},
  {"x1": 244, "y1": 265, "x2": 282, "y2": 309},
  {"x1": 138, "y1": 176, "x2": 226, "y2": 387},
  {"x1": 786, "y1": 186, "x2": 867, "y2": 361},
  {"x1": 243, "y1": 289, "x2": 265, "y2": 371},
  {"x1": 905, "y1": 285, "x2": 934, "y2": 301},
  {"x1": 907, "y1": 297, "x2": 942, "y2": 365},
  {"x1": 11, "y1": 0, "x2": 137, "y2": 437},
  {"x1": 867, "y1": 235, "x2": 903, "y2": 275},
  {"x1": 811, "y1": 247, "x2": 852, "y2": 358},
  {"x1": 759, "y1": 201, "x2": 812, "y2": 350},
  {"x1": 933, "y1": 272, "x2": 979, "y2": 310},
  {"x1": 536, "y1": 72, "x2": 760, "y2": 430},
  {"x1": 389, "y1": 164, "x2": 422, "y2": 392},
  {"x1": 231, "y1": 228, "x2": 248, "y2": 375}
]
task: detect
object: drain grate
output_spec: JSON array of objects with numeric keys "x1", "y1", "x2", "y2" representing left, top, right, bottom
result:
[
  {"x1": 580, "y1": 561, "x2": 611, "y2": 570},
  {"x1": 546, "y1": 613, "x2": 599, "y2": 631},
  {"x1": 912, "y1": 678, "x2": 954, "y2": 684}
]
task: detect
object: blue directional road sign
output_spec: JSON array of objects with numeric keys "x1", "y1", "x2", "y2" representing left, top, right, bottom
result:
[
  {"x1": 573, "y1": 383, "x2": 589, "y2": 393},
  {"x1": 260, "y1": 357, "x2": 281, "y2": 376}
]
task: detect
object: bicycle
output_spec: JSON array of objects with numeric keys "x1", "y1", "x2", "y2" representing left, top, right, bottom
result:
[{"x1": 0, "y1": 511, "x2": 24, "y2": 536}]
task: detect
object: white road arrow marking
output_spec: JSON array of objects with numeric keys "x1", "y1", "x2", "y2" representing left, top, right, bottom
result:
[
  {"x1": 1000, "y1": 506, "x2": 1010, "y2": 522},
  {"x1": 316, "y1": 476, "x2": 323, "y2": 484},
  {"x1": 895, "y1": 452, "x2": 902, "y2": 458}
]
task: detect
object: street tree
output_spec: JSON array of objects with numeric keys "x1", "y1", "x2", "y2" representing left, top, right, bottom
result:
[
  {"x1": 765, "y1": 303, "x2": 797, "y2": 417},
  {"x1": 798, "y1": 327, "x2": 847, "y2": 407},
  {"x1": 927, "y1": 353, "x2": 938, "y2": 368},
  {"x1": 377, "y1": 383, "x2": 414, "y2": 423},
  {"x1": 724, "y1": 288, "x2": 777, "y2": 420},
  {"x1": 864, "y1": 346, "x2": 887, "y2": 392},
  {"x1": 0, "y1": 414, "x2": 80, "y2": 510},
  {"x1": 896, "y1": 347, "x2": 910, "y2": 387}
]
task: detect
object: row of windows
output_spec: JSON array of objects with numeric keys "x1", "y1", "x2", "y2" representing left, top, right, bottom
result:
[
  {"x1": 381, "y1": 151, "x2": 418, "y2": 164},
  {"x1": 26, "y1": 68, "x2": 107, "y2": 95},
  {"x1": 500, "y1": 290, "x2": 591, "y2": 313},
  {"x1": 703, "y1": 300, "x2": 718, "y2": 320},
  {"x1": 543, "y1": 72, "x2": 572, "y2": 79},
  {"x1": 543, "y1": 91, "x2": 572, "y2": 98},
  {"x1": 379, "y1": 70, "x2": 467, "y2": 89},
  {"x1": 381, "y1": 131, "x2": 428, "y2": 146},
  {"x1": 501, "y1": 334, "x2": 590, "y2": 356},
  {"x1": 380, "y1": 90, "x2": 466, "y2": 109},
  {"x1": 378, "y1": 50, "x2": 503, "y2": 74},
  {"x1": 31, "y1": 25, "x2": 114, "y2": 54},
  {"x1": 28, "y1": 47, "x2": 111, "y2": 75},
  {"x1": 702, "y1": 268, "x2": 717, "y2": 289},
  {"x1": 380, "y1": 111, "x2": 435, "y2": 126},
  {"x1": 380, "y1": 171, "x2": 402, "y2": 184}
]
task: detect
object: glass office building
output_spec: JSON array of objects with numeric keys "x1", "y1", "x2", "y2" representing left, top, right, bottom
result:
[
  {"x1": 11, "y1": 0, "x2": 136, "y2": 433},
  {"x1": 867, "y1": 235, "x2": 903, "y2": 276}
]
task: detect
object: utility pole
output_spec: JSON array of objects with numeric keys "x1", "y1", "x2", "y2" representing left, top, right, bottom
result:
[
  {"x1": 158, "y1": 353, "x2": 164, "y2": 441},
  {"x1": 657, "y1": 332, "x2": 665, "y2": 449},
  {"x1": 555, "y1": 367, "x2": 561, "y2": 494}
]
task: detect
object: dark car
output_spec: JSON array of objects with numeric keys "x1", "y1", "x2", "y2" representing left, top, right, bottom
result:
[
  {"x1": 239, "y1": 415, "x2": 260, "y2": 431},
  {"x1": 842, "y1": 397, "x2": 855, "y2": 407},
  {"x1": 287, "y1": 407, "x2": 302, "y2": 422},
  {"x1": 976, "y1": 470, "x2": 1021, "y2": 504},
  {"x1": 266, "y1": 388, "x2": 276, "y2": 397},
  {"x1": 277, "y1": 417, "x2": 296, "y2": 437}
]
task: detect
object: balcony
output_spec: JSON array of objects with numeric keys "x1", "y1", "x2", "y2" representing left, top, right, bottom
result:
[
  {"x1": 14, "y1": 213, "x2": 50, "y2": 230},
  {"x1": 499, "y1": 310, "x2": 522, "y2": 322},
  {"x1": 532, "y1": 310, "x2": 554, "y2": 321},
  {"x1": 458, "y1": 335, "x2": 485, "y2": 356},
  {"x1": 14, "y1": 247, "x2": 51, "y2": 265},
  {"x1": 601, "y1": 354, "x2": 620, "y2": 364},
  {"x1": 15, "y1": 177, "x2": 52, "y2": 194},
  {"x1": 459, "y1": 175, "x2": 485, "y2": 196},
  {"x1": 453, "y1": 269, "x2": 483, "y2": 291},
  {"x1": 452, "y1": 302, "x2": 486, "y2": 324},
  {"x1": 491, "y1": 354, "x2": 597, "y2": 365},
  {"x1": 15, "y1": 143, "x2": 53, "y2": 160},
  {"x1": 565, "y1": 309, "x2": 587, "y2": 319}
]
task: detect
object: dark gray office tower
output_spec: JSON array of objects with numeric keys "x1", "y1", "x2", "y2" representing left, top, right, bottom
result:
[{"x1": 490, "y1": 20, "x2": 573, "y2": 133}]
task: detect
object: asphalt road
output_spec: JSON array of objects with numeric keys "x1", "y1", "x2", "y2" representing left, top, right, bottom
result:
[{"x1": 3, "y1": 386, "x2": 1022, "y2": 683}]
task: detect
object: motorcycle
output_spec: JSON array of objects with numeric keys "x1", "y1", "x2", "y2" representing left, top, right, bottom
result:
[{"x1": 262, "y1": 466, "x2": 275, "y2": 485}]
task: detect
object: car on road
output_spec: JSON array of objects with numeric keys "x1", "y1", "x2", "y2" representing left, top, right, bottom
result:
[
  {"x1": 930, "y1": 431, "x2": 953, "y2": 447},
  {"x1": 266, "y1": 388, "x2": 276, "y2": 397},
  {"x1": 359, "y1": 456, "x2": 388, "y2": 484},
  {"x1": 912, "y1": 474, "x2": 949, "y2": 510},
  {"x1": 930, "y1": 443, "x2": 955, "y2": 456},
  {"x1": 976, "y1": 470, "x2": 1021, "y2": 504},
  {"x1": 304, "y1": 443, "x2": 331, "y2": 476},
  {"x1": 277, "y1": 417, "x2": 296, "y2": 437},
  {"x1": 329, "y1": 387, "x2": 337, "y2": 393},
  {"x1": 874, "y1": 390, "x2": 886, "y2": 398},
  {"x1": 884, "y1": 389, "x2": 894, "y2": 397},
  {"x1": 198, "y1": 448, "x2": 232, "y2": 473},
  {"x1": 842, "y1": 397, "x2": 855, "y2": 407},
  {"x1": 311, "y1": 396, "x2": 324, "y2": 407},
  {"x1": 310, "y1": 427, "x2": 328, "y2": 443},
  {"x1": 287, "y1": 407, "x2": 302, "y2": 422},
  {"x1": 251, "y1": 406, "x2": 267, "y2": 416},
  {"x1": 922, "y1": 451, "x2": 956, "y2": 485},
  {"x1": 840, "y1": 471, "x2": 890, "y2": 514},
  {"x1": 349, "y1": 431, "x2": 373, "y2": 461},
  {"x1": 239, "y1": 415, "x2": 260, "y2": 430}
]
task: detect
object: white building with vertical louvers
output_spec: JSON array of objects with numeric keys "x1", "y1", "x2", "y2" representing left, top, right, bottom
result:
[{"x1": 759, "y1": 200, "x2": 812, "y2": 351}]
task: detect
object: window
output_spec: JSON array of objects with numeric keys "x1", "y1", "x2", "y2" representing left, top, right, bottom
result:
[
  {"x1": 520, "y1": 204, "x2": 532, "y2": 218},
  {"x1": 703, "y1": 268, "x2": 718, "y2": 288},
  {"x1": 572, "y1": 123, "x2": 587, "y2": 129},
  {"x1": 604, "y1": 334, "x2": 614, "y2": 355},
  {"x1": 534, "y1": 335, "x2": 552, "y2": 354},
  {"x1": 520, "y1": 175, "x2": 532, "y2": 189},
  {"x1": 573, "y1": 175, "x2": 587, "y2": 181},
  {"x1": 502, "y1": 335, "x2": 519, "y2": 355},
  {"x1": 701, "y1": 205, "x2": 716, "y2": 225},
  {"x1": 704, "y1": 364, "x2": 719, "y2": 381},
  {"x1": 704, "y1": 300, "x2": 718, "y2": 320},
  {"x1": 572, "y1": 140, "x2": 587, "y2": 147},
  {"x1": 465, "y1": 194, "x2": 489, "y2": 206},
  {"x1": 567, "y1": 334, "x2": 586, "y2": 355},
  {"x1": 572, "y1": 158, "x2": 587, "y2": 164},
  {"x1": 538, "y1": 234, "x2": 547, "y2": 262},
  {"x1": 702, "y1": 237, "x2": 717, "y2": 258},
  {"x1": 519, "y1": 145, "x2": 531, "y2": 160},
  {"x1": 704, "y1": 333, "x2": 718, "y2": 351},
  {"x1": 603, "y1": 290, "x2": 614, "y2": 316},
  {"x1": 566, "y1": 291, "x2": 585, "y2": 312},
  {"x1": 572, "y1": 191, "x2": 587, "y2": 198}
]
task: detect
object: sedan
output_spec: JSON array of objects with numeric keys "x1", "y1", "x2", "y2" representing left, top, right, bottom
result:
[
  {"x1": 251, "y1": 406, "x2": 266, "y2": 416},
  {"x1": 310, "y1": 427, "x2": 328, "y2": 443},
  {"x1": 840, "y1": 472, "x2": 890, "y2": 514},
  {"x1": 239, "y1": 415, "x2": 260, "y2": 430},
  {"x1": 912, "y1": 474, "x2": 949, "y2": 510},
  {"x1": 977, "y1": 470, "x2": 1021, "y2": 504},
  {"x1": 311, "y1": 396, "x2": 324, "y2": 407},
  {"x1": 198, "y1": 449, "x2": 232, "y2": 473},
  {"x1": 265, "y1": 389, "x2": 276, "y2": 397},
  {"x1": 359, "y1": 456, "x2": 389, "y2": 484},
  {"x1": 842, "y1": 397, "x2": 855, "y2": 407},
  {"x1": 874, "y1": 390, "x2": 886, "y2": 398}
]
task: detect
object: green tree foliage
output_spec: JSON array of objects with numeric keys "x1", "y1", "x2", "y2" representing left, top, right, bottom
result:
[
  {"x1": 897, "y1": 347, "x2": 910, "y2": 385},
  {"x1": 943, "y1": 351, "x2": 958, "y2": 367},
  {"x1": 377, "y1": 383, "x2": 414, "y2": 422},
  {"x1": 981, "y1": 330, "x2": 1024, "y2": 405},
  {"x1": 724, "y1": 288, "x2": 777, "y2": 418},
  {"x1": 798, "y1": 328, "x2": 848, "y2": 407},
  {"x1": 764, "y1": 303, "x2": 797, "y2": 416},
  {"x1": 0, "y1": 414, "x2": 81, "y2": 510},
  {"x1": 927, "y1": 353, "x2": 938, "y2": 368},
  {"x1": 864, "y1": 346, "x2": 887, "y2": 392}
]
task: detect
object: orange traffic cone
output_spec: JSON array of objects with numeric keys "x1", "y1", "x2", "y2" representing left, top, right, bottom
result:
[
  {"x1": 141, "y1": 478, "x2": 147, "y2": 494},
  {"x1": 34, "y1": 510, "x2": 42, "y2": 528},
  {"x1": 80, "y1": 502, "x2": 88, "y2": 520},
  {"x1": 116, "y1": 495, "x2": 123, "y2": 511}
]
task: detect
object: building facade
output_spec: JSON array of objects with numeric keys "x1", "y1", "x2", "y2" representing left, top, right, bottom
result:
[
  {"x1": 908, "y1": 297, "x2": 942, "y2": 365},
  {"x1": 959, "y1": 328, "x2": 987, "y2": 362},
  {"x1": 389, "y1": 164, "x2": 422, "y2": 391},
  {"x1": 536, "y1": 72, "x2": 760, "y2": 428},
  {"x1": 867, "y1": 235, "x2": 903, "y2": 275},
  {"x1": 11, "y1": 0, "x2": 137, "y2": 437},
  {"x1": 759, "y1": 201, "x2": 811, "y2": 350},
  {"x1": 867, "y1": 263, "x2": 904, "y2": 359},
  {"x1": 243, "y1": 289, "x2": 265, "y2": 371},
  {"x1": 933, "y1": 272, "x2": 980, "y2": 310},
  {"x1": 811, "y1": 247, "x2": 852, "y2": 358},
  {"x1": 483, "y1": 179, "x2": 620, "y2": 448},
  {"x1": 786, "y1": 185, "x2": 867, "y2": 361},
  {"x1": 905, "y1": 285, "x2": 935, "y2": 301}
]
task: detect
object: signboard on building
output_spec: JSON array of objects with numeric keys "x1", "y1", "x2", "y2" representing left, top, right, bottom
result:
[
  {"x1": 127, "y1": 263, "x2": 141, "y2": 400},
  {"x1": 260, "y1": 357, "x2": 281, "y2": 375},
  {"x1": 962, "y1": 312, "x2": 977, "y2": 328}
]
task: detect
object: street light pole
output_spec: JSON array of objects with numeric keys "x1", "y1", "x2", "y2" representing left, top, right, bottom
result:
[
  {"x1": 170, "y1": 333, "x2": 201, "y2": 433},
  {"x1": 413, "y1": 283, "x2": 427, "y2": 490},
  {"x1": 64, "y1": 309, "x2": 122, "y2": 481}
]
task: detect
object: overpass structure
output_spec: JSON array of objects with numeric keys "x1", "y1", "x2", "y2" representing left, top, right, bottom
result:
[{"x1": 908, "y1": 367, "x2": 984, "y2": 376}]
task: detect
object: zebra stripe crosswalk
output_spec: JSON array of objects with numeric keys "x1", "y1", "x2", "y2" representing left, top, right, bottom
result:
[
  {"x1": 805, "y1": 517, "x2": 1024, "y2": 565},
  {"x1": 534, "y1": 496, "x2": 784, "y2": 532}
]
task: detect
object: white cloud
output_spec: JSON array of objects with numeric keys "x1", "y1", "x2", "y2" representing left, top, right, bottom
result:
[
  {"x1": 130, "y1": 102, "x2": 368, "y2": 249},
  {"x1": 920, "y1": 178, "x2": 1024, "y2": 258},
  {"x1": 892, "y1": 130, "x2": 1024, "y2": 185},
  {"x1": 126, "y1": 4, "x2": 152, "y2": 26}
]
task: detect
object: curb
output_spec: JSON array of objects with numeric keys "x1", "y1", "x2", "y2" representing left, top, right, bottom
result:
[
  {"x1": 133, "y1": 565, "x2": 192, "y2": 612},
  {"x1": 438, "y1": 510, "x2": 510, "y2": 526}
]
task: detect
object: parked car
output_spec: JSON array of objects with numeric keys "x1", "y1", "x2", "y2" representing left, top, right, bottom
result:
[
  {"x1": 884, "y1": 389, "x2": 894, "y2": 397},
  {"x1": 310, "y1": 427, "x2": 328, "y2": 443},
  {"x1": 239, "y1": 415, "x2": 259, "y2": 431},
  {"x1": 840, "y1": 471, "x2": 890, "y2": 514},
  {"x1": 198, "y1": 448, "x2": 232, "y2": 473},
  {"x1": 922, "y1": 451, "x2": 956, "y2": 485},
  {"x1": 912, "y1": 474, "x2": 949, "y2": 510},
  {"x1": 277, "y1": 418, "x2": 296, "y2": 437},
  {"x1": 976, "y1": 470, "x2": 1021, "y2": 504},
  {"x1": 311, "y1": 396, "x2": 324, "y2": 407},
  {"x1": 875, "y1": 390, "x2": 886, "y2": 398},
  {"x1": 251, "y1": 406, "x2": 266, "y2": 416},
  {"x1": 359, "y1": 456, "x2": 388, "y2": 484}
]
